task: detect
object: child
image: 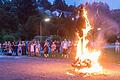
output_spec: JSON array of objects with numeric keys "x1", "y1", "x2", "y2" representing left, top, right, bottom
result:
[
  {"x1": 115, "y1": 40, "x2": 120, "y2": 53},
  {"x1": 51, "y1": 42, "x2": 56, "y2": 57},
  {"x1": 61, "y1": 39, "x2": 68, "y2": 58},
  {"x1": 35, "y1": 41, "x2": 41, "y2": 57},
  {"x1": 18, "y1": 41, "x2": 22, "y2": 56},
  {"x1": 30, "y1": 42, "x2": 35, "y2": 56}
]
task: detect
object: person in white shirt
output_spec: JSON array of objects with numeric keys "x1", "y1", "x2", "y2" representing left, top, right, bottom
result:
[
  {"x1": 115, "y1": 40, "x2": 120, "y2": 53},
  {"x1": 8, "y1": 41, "x2": 12, "y2": 55},
  {"x1": 30, "y1": 42, "x2": 35, "y2": 56},
  {"x1": 18, "y1": 41, "x2": 22, "y2": 56},
  {"x1": 61, "y1": 39, "x2": 68, "y2": 58},
  {"x1": 35, "y1": 41, "x2": 41, "y2": 57},
  {"x1": 51, "y1": 41, "x2": 56, "y2": 57}
]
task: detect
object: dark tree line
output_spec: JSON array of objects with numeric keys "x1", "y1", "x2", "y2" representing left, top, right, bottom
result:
[{"x1": 0, "y1": 0, "x2": 119, "y2": 41}]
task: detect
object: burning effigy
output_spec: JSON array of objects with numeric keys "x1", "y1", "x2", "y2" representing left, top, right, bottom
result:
[{"x1": 67, "y1": 6, "x2": 103, "y2": 76}]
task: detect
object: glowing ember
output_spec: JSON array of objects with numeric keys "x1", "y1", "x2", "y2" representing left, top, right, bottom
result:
[{"x1": 72, "y1": 7, "x2": 102, "y2": 74}]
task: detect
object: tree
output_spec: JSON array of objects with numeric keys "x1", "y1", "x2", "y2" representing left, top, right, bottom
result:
[
  {"x1": 0, "y1": 8, "x2": 19, "y2": 36},
  {"x1": 24, "y1": 13, "x2": 49, "y2": 39},
  {"x1": 0, "y1": 0, "x2": 3, "y2": 4},
  {"x1": 0, "y1": 6, "x2": 21, "y2": 41},
  {"x1": 40, "y1": 0, "x2": 52, "y2": 10},
  {"x1": 12, "y1": 0, "x2": 38, "y2": 24},
  {"x1": 0, "y1": 0, "x2": 13, "y2": 12},
  {"x1": 53, "y1": 0, "x2": 68, "y2": 11},
  {"x1": 111, "y1": 9, "x2": 120, "y2": 26},
  {"x1": 2, "y1": 34, "x2": 16, "y2": 41}
]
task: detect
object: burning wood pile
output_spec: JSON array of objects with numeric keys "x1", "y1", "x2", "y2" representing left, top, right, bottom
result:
[
  {"x1": 71, "y1": 58, "x2": 91, "y2": 70},
  {"x1": 67, "y1": 7, "x2": 103, "y2": 76}
]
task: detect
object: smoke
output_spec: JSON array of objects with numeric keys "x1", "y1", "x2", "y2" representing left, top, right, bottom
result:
[
  {"x1": 97, "y1": 15, "x2": 119, "y2": 35},
  {"x1": 92, "y1": 14, "x2": 119, "y2": 49},
  {"x1": 87, "y1": 7, "x2": 120, "y2": 49}
]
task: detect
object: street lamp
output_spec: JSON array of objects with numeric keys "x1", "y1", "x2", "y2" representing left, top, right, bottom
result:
[
  {"x1": 44, "y1": 18, "x2": 50, "y2": 22},
  {"x1": 40, "y1": 18, "x2": 50, "y2": 40},
  {"x1": 97, "y1": 28, "x2": 101, "y2": 31}
]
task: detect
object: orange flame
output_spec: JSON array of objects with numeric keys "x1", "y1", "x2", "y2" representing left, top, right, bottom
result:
[{"x1": 75, "y1": 8, "x2": 102, "y2": 73}]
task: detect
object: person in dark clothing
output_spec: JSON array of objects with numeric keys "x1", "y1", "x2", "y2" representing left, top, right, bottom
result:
[
  {"x1": 76, "y1": 5, "x2": 86, "y2": 37},
  {"x1": 22, "y1": 41, "x2": 26, "y2": 55},
  {"x1": 56, "y1": 41, "x2": 61, "y2": 53},
  {"x1": 11, "y1": 42, "x2": 16, "y2": 55},
  {"x1": 43, "y1": 41, "x2": 49, "y2": 57},
  {"x1": 15, "y1": 42, "x2": 18, "y2": 56}
]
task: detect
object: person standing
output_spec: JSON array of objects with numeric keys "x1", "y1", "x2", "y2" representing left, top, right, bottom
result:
[
  {"x1": 18, "y1": 41, "x2": 22, "y2": 56},
  {"x1": 61, "y1": 39, "x2": 69, "y2": 58},
  {"x1": 115, "y1": 40, "x2": 120, "y2": 53},
  {"x1": 8, "y1": 41, "x2": 12, "y2": 55},
  {"x1": 51, "y1": 41, "x2": 56, "y2": 57},
  {"x1": 25, "y1": 41, "x2": 29, "y2": 56},
  {"x1": 15, "y1": 42, "x2": 18, "y2": 56},
  {"x1": 0, "y1": 42, "x2": 2, "y2": 55},
  {"x1": 43, "y1": 40, "x2": 49, "y2": 58},
  {"x1": 11, "y1": 42, "x2": 15, "y2": 55},
  {"x1": 35, "y1": 41, "x2": 41, "y2": 57},
  {"x1": 56, "y1": 41, "x2": 61, "y2": 53},
  {"x1": 28, "y1": 41, "x2": 31, "y2": 56},
  {"x1": 30, "y1": 42, "x2": 35, "y2": 56},
  {"x1": 22, "y1": 41, "x2": 26, "y2": 55},
  {"x1": 2, "y1": 41, "x2": 7, "y2": 54}
]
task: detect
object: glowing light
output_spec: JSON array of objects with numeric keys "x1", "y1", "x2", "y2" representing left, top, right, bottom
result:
[
  {"x1": 44, "y1": 18, "x2": 50, "y2": 22},
  {"x1": 66, "y1": 72, "x2": 74, "y2": 76},
  {"x1": 75, "y1": 8, "x2": 102, "y2": 74},
  {"x1": 97, "y1": 28, "x2": 101, "y2": 31}
]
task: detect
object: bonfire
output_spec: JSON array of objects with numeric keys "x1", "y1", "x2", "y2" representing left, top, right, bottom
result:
[{"x1": 68, "y1": 7, "x2": 103, "y2": 76}]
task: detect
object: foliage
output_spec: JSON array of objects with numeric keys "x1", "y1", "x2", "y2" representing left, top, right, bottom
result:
[
  {"x1": 34, "y1": 35, "x2": 47, "y2": 42},
  {"x1": 50, "y1": 35, "x2": 61, "y2": 41},
  {"x1": 53, "y1": 0, "x2": 68, "y2": 11},
  {"x1": 24, "y1": 13, "x2": 49, "y2": 39},
  {"x1": 2, "y1": 34, "x2": 16, "y2": 41},
  {"x1": 13, "y1": 0, "x2": 38, "y2": 24},
  {"x1": 0, "y1": 8, "x2": 19, "y2": 36},
  {"x1": 39, "y1": 0, "x2": 52, "y2": 10},
  {"x1": 0, "y1": 1, "x2": 120, "y2": 41}
]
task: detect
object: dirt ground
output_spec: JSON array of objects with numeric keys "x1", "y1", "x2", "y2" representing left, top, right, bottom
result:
[{"x1": 0, "y1": 56, "x2": 120, "y2": 80}]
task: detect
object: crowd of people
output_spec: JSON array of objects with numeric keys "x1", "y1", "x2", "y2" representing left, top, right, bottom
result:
[
  {"x1": 0, "y1": 39, "x2": 72, "y2": 58},
  {"x1": 0, "y1": 38, "x2": 119, "y2": 58}
]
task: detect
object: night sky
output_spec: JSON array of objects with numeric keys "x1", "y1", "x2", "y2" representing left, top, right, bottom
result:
[{"x1": 48, "y1": 0, "x2": 120, "y2": 9}]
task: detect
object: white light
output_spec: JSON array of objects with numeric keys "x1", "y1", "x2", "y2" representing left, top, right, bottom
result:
[
  {"x1": 72, "y1": 18, "x2": 75, "y2": 21},
  {"x1": 97, "y1": 28, "x2": 101, "y2": 31},
  {"x1": 44, "y1": 18, "x2": 50, "y2": 22}
]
